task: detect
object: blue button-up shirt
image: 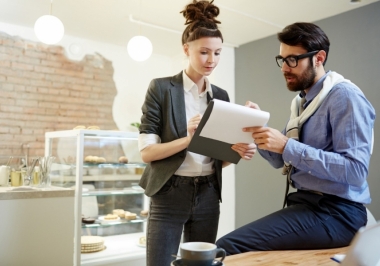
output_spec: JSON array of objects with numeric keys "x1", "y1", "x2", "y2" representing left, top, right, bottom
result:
[{"x1": 259, "y1": 71, "x2": 376, "y2": 204}]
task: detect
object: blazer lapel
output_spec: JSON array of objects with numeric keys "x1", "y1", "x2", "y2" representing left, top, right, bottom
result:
[
  {"x1": 210, "y1": 84, "x2": 221, "y2": 101},
  {"x1": 170, "y1": 71, "x2": 187, "y2": 138}
]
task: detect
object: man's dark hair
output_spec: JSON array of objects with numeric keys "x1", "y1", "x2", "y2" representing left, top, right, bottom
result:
[{"x1": 277, "y1": 22, "x2": 330, "y2": 66}]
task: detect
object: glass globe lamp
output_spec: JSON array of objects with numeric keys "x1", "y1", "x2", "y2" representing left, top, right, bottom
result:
[
  {"x1": 127, "y1": 35, "x2": 153, "y2": 61},
  {"x1": 34, "y1": 15, "x2": 64, "y2": 45}
]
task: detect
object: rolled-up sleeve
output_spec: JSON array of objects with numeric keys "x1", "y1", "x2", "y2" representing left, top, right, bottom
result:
[{"x1": 138, "y1": 133, "x2": 161, "y2": 151}]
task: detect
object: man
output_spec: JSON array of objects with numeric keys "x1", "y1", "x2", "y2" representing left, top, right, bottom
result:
[{"x1": 216, "y1": 22, "x2": 376, "y2": 254}]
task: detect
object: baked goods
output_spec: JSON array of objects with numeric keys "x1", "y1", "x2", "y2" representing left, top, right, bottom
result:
[
  {"x1": 104, "y1": 214, "x2": 118, "y2": 220},
  {"x1": 82, "y1": 217, "x2": 95, "y2": 224},
  {"x1": 73, "y1": 125, "x2": 86, "y2": 130},
  {"x1": 139, "y1": 236, "x2": 146, "y2": 246},
  {"x1": 84, "y1": 155, "x2": 106, "y2": 163},
  {"x1": 113, "y1": 209, "x2": 125, "y2": 217},
  {"x1": 125, "y1": 212, "x2": 137, "y2": 220},
  {"x1": 140, "y1": 210, "x2": 149, "y2": 217},
  {"x1": 118, "y1": 156, "x2": 129, "y2": 163},
  {"x1": 96, "y1": 157, "x2": 106, "y2": 163},
  {"x1": 84, "y1": 155, "x2": 96, "y2": 163},
  {"x1": 87, "y1": 126, "x2": 100, "y2": 130},
  {"x1": 81, "y1": 236, "x2": 105, "y2": 253}
]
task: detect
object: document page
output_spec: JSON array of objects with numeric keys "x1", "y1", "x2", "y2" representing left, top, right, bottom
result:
[{"x1": 199, "y1": 99, "x2": 270, "y2": 144}]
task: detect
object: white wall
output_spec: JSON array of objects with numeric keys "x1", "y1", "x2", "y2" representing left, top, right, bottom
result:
[{"x1": 0, "y1": 21, "x2": 236, "y2": 239}]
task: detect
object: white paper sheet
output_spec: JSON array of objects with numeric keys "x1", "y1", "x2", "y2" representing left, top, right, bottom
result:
[{"x1": 199, "y1": 99, "x2": 270, "y2": 144}]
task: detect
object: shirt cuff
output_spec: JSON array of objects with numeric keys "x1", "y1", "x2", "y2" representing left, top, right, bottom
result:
[{"x1": 282, "y1": 138, "x2": 305, "y2": 167}]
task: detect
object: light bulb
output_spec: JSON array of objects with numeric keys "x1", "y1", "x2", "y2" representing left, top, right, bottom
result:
[
  {"x1": 34, "y1": 15, "x2": 64, "y2": 44},
  {"x1": 127, "y1": 36, "x2": 153, "y2": 61}
]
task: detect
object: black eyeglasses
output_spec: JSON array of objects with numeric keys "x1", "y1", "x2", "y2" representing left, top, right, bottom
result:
[{"x1": 275, "y1": 51, "x2": 319, "y2": 68}]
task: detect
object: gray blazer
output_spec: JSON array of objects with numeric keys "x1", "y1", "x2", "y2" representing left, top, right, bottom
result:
[{"x1": 138, "y1": 71, "x2": 230, "y2": 200}]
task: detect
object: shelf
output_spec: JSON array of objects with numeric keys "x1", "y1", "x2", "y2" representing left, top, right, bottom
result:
[
  {"x1": 84, "y1": 162, "x2": 146, "y2": 169},
  {"x1": 82, "y1": 188, "x2": 144, "y2": 197},
  {"x1": 45, "y1": 129, "x2": 139, "y2": 140},
  {"x1": 82, "y1": 217, "x2": 146, "y2": 228},
  {"x1": 51, "y1": 174, "x2": 143, "y2": 182}
]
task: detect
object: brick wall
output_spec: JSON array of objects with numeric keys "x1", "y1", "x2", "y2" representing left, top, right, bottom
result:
[{"x1": 0, "y1": 32, "x2": 118, "y2": 157}]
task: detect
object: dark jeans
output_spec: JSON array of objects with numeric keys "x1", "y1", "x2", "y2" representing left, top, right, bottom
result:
[
  {"x1": 216, "y1": 190, "x2": 367, "y2": 255},
  {"x1": 146, "y1": 174, "x2": 220, "y2": 266}
]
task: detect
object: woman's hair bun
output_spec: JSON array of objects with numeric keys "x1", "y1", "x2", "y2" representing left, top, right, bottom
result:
[
  {"x1": 181, "y1": 0, "x2": 221, "y2": 26},
  {"x1": 180, "y1": 0, "x2": 223, "y2": 44}
]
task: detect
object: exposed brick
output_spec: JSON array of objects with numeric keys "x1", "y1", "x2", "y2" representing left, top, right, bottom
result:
[
  {"x1": 16, "y1": 56, "x2": 41, "y2": 65},
  {"x1": 0, "y1": 31, "x2": 118, "y2": 151},
  {"x1": 0, "y1": 46, "x2": 23, "y2": 56},
  {"x1": 72, "y1": 84, "x2": 92, "y2": 92},
  {"x1": 0, "y1": 83, "x2": 14, "y2": 91},
  {"x1": 0, "y1": 67, "x2": 15, "y2": 76},
  {"x1": 45, "y1": 73, "x2": 67, "y2": 83},
  {"x1": 39, "y1": 101, "x2": 60, "y2": 109},
  {"x1": 30, "y1": 79, "x2": 52, "y2": 87},
  {"x1": 0, "y1": 97, "x2": 16, "y2": 105},
  {"x1": 34, "y1": 65, "x2": 55, "y2": 74},
  {"x1": 16, "y1": 99, "x2": 39, "y2": 107},
  {"x1": 0, "y1": 60, "x2": 11, "y2": 67},
  {"x1": 65, "y1": 76, "x2": 86, "y2": 85},
  {"x1": 13, "y1": 84, "x2": 26, "y2": 92},
  {"x1": 7, "y1": 76, "x2": 31, "y2": 85},
  {"x1": 9, "y1": 127, "x2": 21, "y2": 134},
  {"x1": 21, "y1": 71, "x2": 45, "y2": 80},
  {"x1": 23, "y1": 107, "x2": 47, "y2": 115},
  {"x1": 12, "y1": 61, "x2": 34, "y2": 71},
  {"x1": 40, "y1": 59, "x2": 62, "y2": 68},
  {"x1": 0, "y1": 118, "x2": 25, "y2": 127},
  {"x1": 24, "y1": 49, "x2": 47, "y2": 59},
  {"x1": 46, "y1": 46, "x2": 64, "y2": 55}
]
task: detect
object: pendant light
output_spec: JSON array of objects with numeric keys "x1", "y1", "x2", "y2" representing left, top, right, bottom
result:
[
  {"x1": 127, "y1": 35, "x2": 152, "y2": 61},
  {"x1": 34, "y1": 0, "x2": 64, "y2": 45},
  {"x1": 127, "y1": 0, "x2": 152, "y2": 61}
]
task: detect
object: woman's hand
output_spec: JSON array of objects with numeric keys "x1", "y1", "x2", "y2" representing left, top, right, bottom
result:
[
  {"x1": 245, "y1": 101, "x2": 261, "y2": 110},
  {"x1": 231, "y1": 143, "x2": 257, "y2": 160},
  {"x1": 187, "y1": 114, "x2": 202, "y2": 145},
  {"x1": 187, "y1": 114, "x2": 201, "y2": 138}
]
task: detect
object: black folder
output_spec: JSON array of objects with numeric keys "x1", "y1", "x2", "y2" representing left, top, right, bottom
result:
[{"x1": 187, "y1": 100, "x2": 241, "y2": 164}]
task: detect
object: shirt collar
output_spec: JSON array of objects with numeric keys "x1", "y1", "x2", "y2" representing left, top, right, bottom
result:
[{"x1": 182, "y1": 70, "x2": 213, "y2": 98}]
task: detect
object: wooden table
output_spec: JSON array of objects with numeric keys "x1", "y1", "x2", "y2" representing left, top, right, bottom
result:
[{"x1": 223, "y1": 247, "x2": 348, "y2": 266}]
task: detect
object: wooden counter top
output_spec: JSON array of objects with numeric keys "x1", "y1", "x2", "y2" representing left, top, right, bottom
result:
[{"x1": 223, "y1": 246, "x2": 348, "y2": 266}]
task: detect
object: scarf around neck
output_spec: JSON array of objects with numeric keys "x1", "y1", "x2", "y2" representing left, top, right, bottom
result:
[{"x1": 285, "y1": 71, "x2": 352, "y2": 141}]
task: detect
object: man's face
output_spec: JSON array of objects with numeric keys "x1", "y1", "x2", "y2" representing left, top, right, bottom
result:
[{"x1": 279, "y1": 43, "x2": 317, "y2": 92}]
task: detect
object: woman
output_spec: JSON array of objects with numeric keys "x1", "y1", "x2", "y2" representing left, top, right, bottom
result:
[{"x1": 138, "y1": 1, "x2": 256, "y2": 265}]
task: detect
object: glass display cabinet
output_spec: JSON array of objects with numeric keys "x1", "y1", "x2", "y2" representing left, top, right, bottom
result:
[{"x1": 45, "y1": 130, "x2": 148, "y2": 266}]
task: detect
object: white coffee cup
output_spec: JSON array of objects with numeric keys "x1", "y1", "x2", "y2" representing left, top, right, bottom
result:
[{"x1": 180, "y1": 242, "x2": 226, "y2": 266}]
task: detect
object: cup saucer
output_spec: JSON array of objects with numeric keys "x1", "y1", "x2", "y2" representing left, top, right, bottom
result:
[{"x1": 171, "y1": 259, "x2": 224, "y2": 266}]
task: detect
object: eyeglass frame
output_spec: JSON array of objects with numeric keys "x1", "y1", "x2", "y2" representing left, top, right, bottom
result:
[{"x1": 275, "y1": 50, "x2": 319, "y2": 68}]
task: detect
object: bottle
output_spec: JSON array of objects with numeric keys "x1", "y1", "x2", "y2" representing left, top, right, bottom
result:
[{"x1": 33, "y1": 166, "x2": 40, "y2": 186}]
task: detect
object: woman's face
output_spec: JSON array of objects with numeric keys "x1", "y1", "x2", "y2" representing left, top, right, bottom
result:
[{"x1": 184, "y1": 37, "x2": 223, "y2": 78}]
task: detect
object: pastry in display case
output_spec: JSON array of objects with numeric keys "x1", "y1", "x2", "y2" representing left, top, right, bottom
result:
[{"x1": 45, "y1": 129, "x2": 148, "y2": 266}]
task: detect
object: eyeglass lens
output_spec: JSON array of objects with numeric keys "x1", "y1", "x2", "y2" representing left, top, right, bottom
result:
[{"x1": 276, "y1": 57, "x2": 298, "y2": 68}]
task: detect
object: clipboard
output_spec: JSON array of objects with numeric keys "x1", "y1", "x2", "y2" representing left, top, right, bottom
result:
[{"x1": 188, "y1": 100, "x2": 241, "y2": 164}]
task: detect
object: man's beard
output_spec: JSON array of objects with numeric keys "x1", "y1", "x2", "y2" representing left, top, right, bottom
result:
[{"x1": 284, "y1": 63, "x2": 316, "y2": 92}]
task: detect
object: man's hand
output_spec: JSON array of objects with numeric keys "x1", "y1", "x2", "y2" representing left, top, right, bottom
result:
[{"x1": 243, "y1": 126, "x2": 288, "y2": 154}]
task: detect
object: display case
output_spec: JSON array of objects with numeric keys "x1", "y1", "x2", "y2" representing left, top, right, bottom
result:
[{"x1": 45, "y1": 130, "x2": 148, "y2": 266}]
